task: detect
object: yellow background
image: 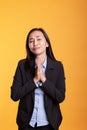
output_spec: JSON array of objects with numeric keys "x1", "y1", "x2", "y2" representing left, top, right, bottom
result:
[{"x1": 0, "y1": 0, "x2": 87, "y2": 130}]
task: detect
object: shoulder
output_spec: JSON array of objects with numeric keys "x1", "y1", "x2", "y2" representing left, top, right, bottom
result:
[
  {"x1": 52, "y1": 60, "x2": 65, "y2": 78},
  {"x1": 18, "y1": 59, "x2": 26, "y2": 66},
  {"x1": 16, "y1": 59, "x2": 29, "y2": 70},
  {"x1": 47, "y1": 56, "x2": 64, "y2": 69},
  {"x1": 55, "y1": 60, "x2": 64, "y2": 68},
  {"x1": 17, "y1": 58, "x2": 35, "y2": 71},
  {"x1": 15, "y1": 59, "x2": 28, "y2": 72},
  {"x1": 53, "y1": 59, "x2": 62, "y2": 65},
  {"x1": 54, "y1": 60, "x2": 64, "y2": 73}
]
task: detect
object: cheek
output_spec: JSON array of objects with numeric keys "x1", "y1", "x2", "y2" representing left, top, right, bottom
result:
[
  {"x1": 40, "y1": 41, "x2": 45, "y2": 45},
  {"x1": 28, "y1": 43, "x2": 32, "y2": 49},
  {"x1": 41, "y1": 41, "x2": 48, "y2": 47},
  {"x1": 42, "y1": 41, "x2": 48, "y2": 47}
]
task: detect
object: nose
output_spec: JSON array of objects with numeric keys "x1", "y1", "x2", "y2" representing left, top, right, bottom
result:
[{"x1": 33, "y1": 39, "x2": 38, "y2": 46}]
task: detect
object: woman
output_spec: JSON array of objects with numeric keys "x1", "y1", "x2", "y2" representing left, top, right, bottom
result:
[{"x1": 11, "y1": 28, "x2": 66, "y2": 130}]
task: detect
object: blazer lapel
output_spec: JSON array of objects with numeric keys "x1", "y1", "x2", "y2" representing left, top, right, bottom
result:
[
  {"x1": 25, "y1": 58, "x2": 35, "y2": 102},
  {"x1": 26, "y1": 58, "x2": 35, "y2": 81},
  {"x1": 46, "y1": 57, "x2": 55, "y2": 80}
]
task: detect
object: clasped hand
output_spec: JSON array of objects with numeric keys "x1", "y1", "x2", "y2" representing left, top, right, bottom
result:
[{"x1": 33, "y1": 59, "x2": 46, "y2": 84}]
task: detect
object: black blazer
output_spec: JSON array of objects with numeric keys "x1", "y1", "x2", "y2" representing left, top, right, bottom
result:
[{"x1": 11, "y1": 57, "x2": 66, "y2": 130}]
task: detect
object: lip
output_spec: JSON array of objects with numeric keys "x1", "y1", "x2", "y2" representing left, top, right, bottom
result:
[{"x1": 33, "y1": 47, "x2": 40, "y2": 50}]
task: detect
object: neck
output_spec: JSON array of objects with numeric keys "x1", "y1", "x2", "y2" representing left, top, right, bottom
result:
[{"x1": 35, "y1": 54, "x2": 47, "y2": 65}]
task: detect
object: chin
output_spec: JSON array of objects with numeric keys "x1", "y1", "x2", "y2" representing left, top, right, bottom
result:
[{"x1": 32, "y1": 52, "x2": 40, "y2": 56}]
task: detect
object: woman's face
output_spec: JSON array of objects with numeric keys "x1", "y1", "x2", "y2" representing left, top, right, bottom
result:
[{"x1": 28, "y1": 30, "x2": 48, "y2": 56}]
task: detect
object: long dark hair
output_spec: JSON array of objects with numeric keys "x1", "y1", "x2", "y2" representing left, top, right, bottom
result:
[{"x1": 26, "y1": 28, "x2": 56, "y2": 61}]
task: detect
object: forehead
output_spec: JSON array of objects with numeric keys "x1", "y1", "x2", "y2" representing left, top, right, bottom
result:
[{"x1": 29, "y1": 30, "x2": 44, "y2": 38}]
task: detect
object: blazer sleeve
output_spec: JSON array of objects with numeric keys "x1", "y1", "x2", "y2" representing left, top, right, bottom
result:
[
  {"x1": 41, "y1": 62, "x2": 66, "y2": 103},
  {"x1": 11, "y1": 60, "x2": 36, "y2": 101}
]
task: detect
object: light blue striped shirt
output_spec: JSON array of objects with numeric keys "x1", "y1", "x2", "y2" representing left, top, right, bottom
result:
[{"x1": 29, "y1": 57, "x2": 49, "y2": 127}]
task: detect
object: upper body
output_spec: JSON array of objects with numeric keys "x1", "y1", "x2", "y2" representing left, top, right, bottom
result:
[{"x1": 11, "y1": 28, "x2": 66, "y2": 130}]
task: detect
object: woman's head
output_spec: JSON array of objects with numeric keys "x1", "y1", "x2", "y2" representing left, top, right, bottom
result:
[{"x1": 26, "y1": 28, "x2": 56, "y2": 60}]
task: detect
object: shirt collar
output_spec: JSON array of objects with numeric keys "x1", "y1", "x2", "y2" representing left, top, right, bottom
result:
[{"x1": 42, "y1": 56, "x2": 47, "y2": 69}]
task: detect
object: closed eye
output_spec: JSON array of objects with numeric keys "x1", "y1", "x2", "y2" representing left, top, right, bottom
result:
[
  {"x1": 37, "y1": 38, "x2": 41, "y2": 41},
  {"x1": 29, "y1": 40, "x2": 34, "y2": 43}
]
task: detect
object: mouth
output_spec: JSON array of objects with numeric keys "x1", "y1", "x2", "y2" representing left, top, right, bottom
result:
[{"x1": 33, "y1": 47, "x2": 40, "y2": 51}]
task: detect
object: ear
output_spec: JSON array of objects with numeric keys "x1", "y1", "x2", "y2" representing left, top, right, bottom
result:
[{"x1": 46, "y1": 42, "x2": 49, "y2": 47}]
